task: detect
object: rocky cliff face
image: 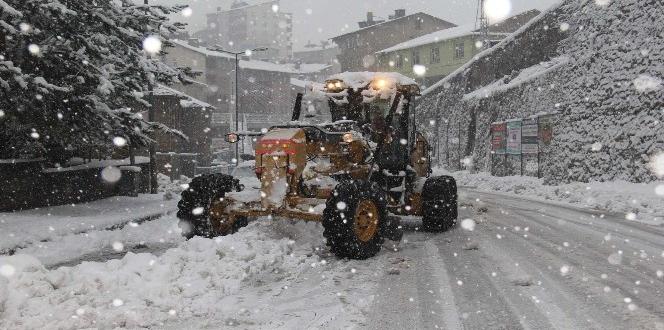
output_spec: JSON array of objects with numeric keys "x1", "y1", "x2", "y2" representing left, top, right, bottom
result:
[{"x1": 419, "y1": 0, "x2": 663, "y2": 183}]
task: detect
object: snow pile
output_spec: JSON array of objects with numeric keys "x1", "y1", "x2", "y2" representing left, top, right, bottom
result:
[
  {"x1": 0, "y1": 221, "x2": 325, "y2": 329},
  {"x1": 447, "y1": 169, "x2": 664, "y2": 225},
  {"x1": 419, "y1": 0, "x2": 664, "y2": 183},
  {"x1": 13, "y1": 215, "x2": 185, "y2": 268}
]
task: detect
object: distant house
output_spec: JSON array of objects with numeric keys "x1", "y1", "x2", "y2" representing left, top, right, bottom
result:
[
  {"x1": 147, "y1": 85, "x2": 215, "y2": 177},
  {"x1": 162, "y1": 39, "x2": 302, "y2": 156},
  {"x1": 194, "y1": 0, "x2": 293, "y2": 61},
  {"x1": 376, "y1": 10, "x2": 541, "y2": 86},
  {"x1": 331, "y1": 9, "x2": 456, "y2": 72}
]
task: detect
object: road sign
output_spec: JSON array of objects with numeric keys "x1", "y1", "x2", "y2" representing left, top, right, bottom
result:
[
  {"x1": 522, "y1": 117, "x2": 539, "y2": 154},
  {"x1": 491, "y1": 122, "x2": 507, "y2": 155},
  {"x1": 506, "y1": 120, "x2": 522, "y2": 155}
]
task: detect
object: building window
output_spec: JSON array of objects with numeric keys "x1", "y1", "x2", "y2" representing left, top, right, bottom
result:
[
  {"x1": 412, "y1": 50, "x2": 421, "y2": 64},
  {"x1": 454, "y1": 42, "x2": 465, "y2": 59},
  {"x1": 396, "y1": 55, "x2": 403, "y2": 68},
  {"x1": 415, "y1": 18, "x2": 422, "y2": 30},
  {"x1": 430, "y1": 47, "x2": 440, "y2": 64}
]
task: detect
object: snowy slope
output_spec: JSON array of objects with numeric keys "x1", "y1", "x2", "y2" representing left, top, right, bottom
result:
[{"x1": 418, "y1": 0, "x2": 664, "y2": 184}]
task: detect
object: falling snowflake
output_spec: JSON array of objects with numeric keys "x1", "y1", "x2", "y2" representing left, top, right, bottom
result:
[
  {"x1": 591, "y1": 142, "x2": 602, "y2": 151},
  {"x1": 101, "y1": 166, "x2": 122, "y2": 183},
  {"x1": 181, "y1": 7, "x2": 193, "y2": 17},
  {"x1": 460, "y1": 219, "x2": 476, "y2": 231},
  {"x1": 336, "y1": 201, "x2": 347, "y2": 211},
  {"x1": 560, "y1": 265, "x2": 570, "y2": 275},
  {"x1": 633, "y1": 74, "x2": 662, "y2": 92},
  {"x1": 560, "y1": 22, "x2": 570, "y2": 31},
  {"x1": 608, "y1": 252, "x2": 622, "y2": 265},
  {"x1": 271, "y1": 4, "x2": 279, "y2": 12},
  {"x1": 0, "y1": 110, "x2": 4, "y2": 117},
  {"x1": 112, "y1": 299, "x2": 124, "y2": 307},
  {"x1": 484, "y1": 0, "x2": 512, "y2": 21},
  {"x1": 650, "y1": 152, "x2": 664, "y2": 177},
  {"x1": 192, "y1": 207, "x2": 204, "y2": 215},
  {"x1": 19, "y1": 22, "x2": 31, "y2": 32},
  {"x1": 0, "y1": 264, "x2": 16, "y2": 278},
  {"x1": 413, "y1": 64, "x2": 427, "y2": 76},
  {"x1": 655, "y1": 185, "x2": 664, "y2": 197},
  {"x1": 28, "y1": 44, "x2": 40, "y2": 55},
  {"x1": 594, "y1": 0, "x2": 610, "y2": 6},
  {"x1": 625, "y1": 212, "x2": 637, "y2": 221},
  {"x1": 143, "y1": 35, "x2": 162, "y2": 55},
  {"x1": 112, "y1": 241, "x2": 124, "y2": 252},
  {"x1": 113, "y1": 136, "x2": 127, "y2": 147}
]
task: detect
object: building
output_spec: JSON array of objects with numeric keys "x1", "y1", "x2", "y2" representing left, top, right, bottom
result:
[
  {"x1": 376, "y1": 10, "x2": 541, "y2": 86},
  {"x1": 331, "y1": 9, "x2": 456, "y2": 72},
  {"x1": 294, "y1": 40, "x2": 340, "y2": 67},
  {"x1": 148, "y1": 85, "x2": 216, "y2": 177},
  {"x1": 194, "y1": 0, "x2": 293, "y2": 61},
  {"x1": 162, "y1": 39, "x2": 302, "y2": 157}
]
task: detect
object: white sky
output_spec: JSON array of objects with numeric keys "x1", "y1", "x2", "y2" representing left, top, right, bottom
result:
[{"x1": 148, "y1": 0, "x2": 561, "y2": 50}]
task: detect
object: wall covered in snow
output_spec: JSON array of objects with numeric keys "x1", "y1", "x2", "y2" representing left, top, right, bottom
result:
[{"x1": 418, "y1": 0, "x2": 664, "y2": 183}]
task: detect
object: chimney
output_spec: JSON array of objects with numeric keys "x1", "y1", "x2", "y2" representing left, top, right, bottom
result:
[
  {"x1": 217, "y1": 6, "x2": 221, "y2": 12},
  {"x1": 367, "y1": 12, "x2": 374, "y2": 24},
  {"x1": 390, "y1": 9, "x2": 406, "y2": 19}
]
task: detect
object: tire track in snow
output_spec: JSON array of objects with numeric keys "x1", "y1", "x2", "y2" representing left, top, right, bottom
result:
[{"x1": 472, "y1": 193, "x2": 664, "y2": 329}]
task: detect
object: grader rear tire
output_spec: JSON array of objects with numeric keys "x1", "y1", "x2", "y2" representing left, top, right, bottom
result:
[
  {"x1": 421, "y1": 176, "x2": 458, "y2": 232},
  {"x1": 177, "y1": 174, "x2": 246, "y2": 238},
  {"x1": 322, "y1": 180, "x2": 387, "y2": 259}
]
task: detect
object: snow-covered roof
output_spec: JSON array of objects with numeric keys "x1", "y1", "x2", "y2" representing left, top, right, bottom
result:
[
  {"x1": 297, "y1": 63, "x2": 333, "y2": 73},
  {"x1": 170, "y1": 40, "x2": 300, "y2": 74},
  {"x1": 153, "y1": 85, "x2": 214, "y2": 109},
  {"x1": 377, "y1": 10, "x2": 542, "y2": 55},
  {"x1": 333, "y1": 12, "x2": 452, "y2": 40},
  {"x1": 377, "y1": 24, "x2": 478, "y2": 54},
  {"x1": 290, "y1": 78, "x2": 307, "y2": 88}
]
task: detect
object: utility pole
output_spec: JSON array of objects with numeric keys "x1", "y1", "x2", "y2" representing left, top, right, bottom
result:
[
  {"x1": 477, "y1": 0, "x2": 490, "y2": 50},
  {"x1": 211, "y1": 47, "x2": 268, "y2": 166}
]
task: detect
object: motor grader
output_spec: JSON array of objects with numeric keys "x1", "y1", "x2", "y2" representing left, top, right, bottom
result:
[{"x1": 177, "y1": 72, "x2": 458, "y2": 259}]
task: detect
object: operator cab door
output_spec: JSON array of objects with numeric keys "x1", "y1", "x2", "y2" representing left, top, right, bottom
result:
[{"x1": 411, "y1": 132, "x2": 431, "y2": 177}]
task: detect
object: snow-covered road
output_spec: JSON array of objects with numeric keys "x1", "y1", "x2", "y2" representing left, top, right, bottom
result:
[
  {"x1": 366, "y1": 189, "x2": 664, "y2": 329},
  {"x1": 1, "y1": 188, "x2": 663, "y2": 329}
]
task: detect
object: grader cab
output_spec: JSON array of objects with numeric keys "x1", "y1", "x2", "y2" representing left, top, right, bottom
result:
[{"x1": 177, "y1": 72, "x2": 458, "y2": 259}]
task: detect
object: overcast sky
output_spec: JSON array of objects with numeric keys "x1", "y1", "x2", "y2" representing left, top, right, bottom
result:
[{"x1": 149, "y1": 0, "x2": 560, "y2": 50}]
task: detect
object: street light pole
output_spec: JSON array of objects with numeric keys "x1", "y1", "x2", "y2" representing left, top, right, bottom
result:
[
  {"x1": 211, "y1": 47, "x2": 268, "y2": 166},
  {"x1": 144, "y1": 0, "x2": 157, "y2": 194}
]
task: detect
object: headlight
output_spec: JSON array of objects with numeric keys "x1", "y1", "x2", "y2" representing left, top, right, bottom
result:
[
  {"x1": 225, "y1": 133, "x2": 239, "y2": 143},
  {"x1": 342, "y1": 133, "x2": 354, "y2": 143},
  {"x1": 325, "y1": 80, "x2": 345, "y2": 92}
]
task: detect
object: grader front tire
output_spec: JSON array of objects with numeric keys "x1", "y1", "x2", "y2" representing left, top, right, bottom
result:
[
  {"x1": 176, "y1": 174, "x2": 244, "y2": 238},
  {"x1": 322, "y1": 180, "x2": 387, "y2": 259}
]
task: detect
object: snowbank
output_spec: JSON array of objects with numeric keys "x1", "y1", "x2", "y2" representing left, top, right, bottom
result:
[
  {"x1": 443, "y1": 169, "x2": 664, "y2": 225},
  {"x1": 0, "y1": 221, "x2": 326, "y2": 329}
]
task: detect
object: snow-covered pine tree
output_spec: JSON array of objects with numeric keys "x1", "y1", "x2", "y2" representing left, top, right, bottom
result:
[{"x1": 0, "y1": 0, "x2": 193, "y2": 162}]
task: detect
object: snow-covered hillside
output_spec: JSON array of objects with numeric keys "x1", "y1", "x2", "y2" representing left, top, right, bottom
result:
[{"x1": 419, "y1": 0, "x2": 664, "y2": 183}]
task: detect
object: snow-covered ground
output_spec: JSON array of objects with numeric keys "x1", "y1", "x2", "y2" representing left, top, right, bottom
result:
[
  {"x1": 0, "y1": 194, "x2": 177, "y2": 255},
  {"x1": 438, "y1": 169, "x2": 664, "y2": 226},
  {"x1": 2, "y1": 171, "x2": 664, "y2": 329},
  {"x1": 0, "y1": 220, "x2": 385, "y2": 329}
]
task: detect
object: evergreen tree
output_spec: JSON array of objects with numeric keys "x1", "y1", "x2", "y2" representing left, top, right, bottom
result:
[{"x1": 0, "y1": 0, "x2": 192, "y2": 161}]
